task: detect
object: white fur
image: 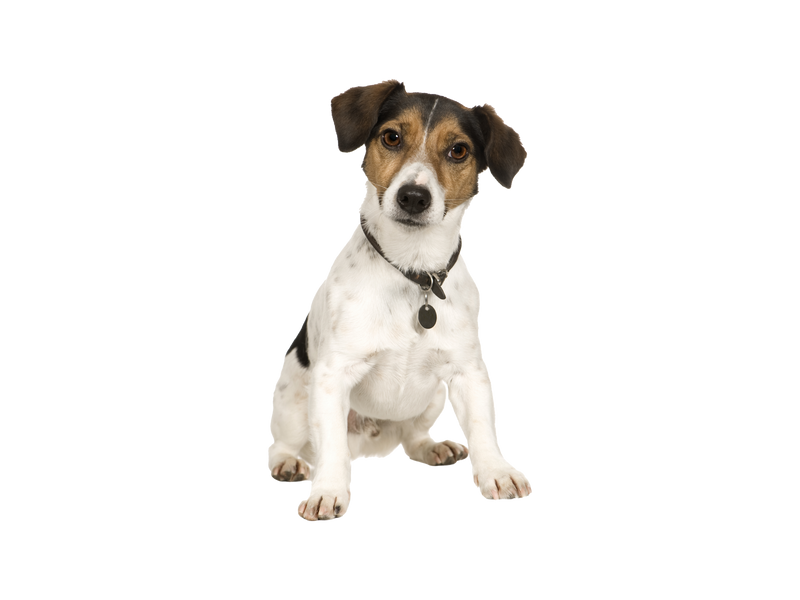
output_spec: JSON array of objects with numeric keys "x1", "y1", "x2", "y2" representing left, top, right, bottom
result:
[
  {"x1": 421, "y1": 97, "x2": 439, "y2": 146},
  {"x1": 269, "y1": 151, "x2": 530, "y2": 520}
]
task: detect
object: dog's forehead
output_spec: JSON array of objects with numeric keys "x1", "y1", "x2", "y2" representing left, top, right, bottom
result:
[{"x1": 377, "y1": 92, "x2": 484, "y2": 144}]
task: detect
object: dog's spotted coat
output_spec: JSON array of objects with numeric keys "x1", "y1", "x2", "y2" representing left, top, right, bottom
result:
[{"x1": 269, "y1": 81, "x2": 530, "y2": 520}]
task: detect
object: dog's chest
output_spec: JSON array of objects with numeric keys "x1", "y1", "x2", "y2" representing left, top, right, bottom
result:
[
  {"x1": 318, "y1": 230, "x2": 476, "y2": 421},
  {"x1": 342, "y1": 276, "x2": 451, "y2": 420},
  {"x1": 350, "y1": 329, "x2": 447, "y2": 420}
]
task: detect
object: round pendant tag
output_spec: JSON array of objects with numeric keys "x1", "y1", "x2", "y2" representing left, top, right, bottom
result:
[{"x1": 418, "y1": 304, "x2": 437, "y2": 329}]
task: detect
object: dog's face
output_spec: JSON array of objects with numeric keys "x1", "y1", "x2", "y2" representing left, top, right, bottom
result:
[
  {"x1": 360, "y1": 93, "x2": 484, "y2": 228},
  {"x1": 332, "y1": 81, "x2": 526, "y2": 228}
]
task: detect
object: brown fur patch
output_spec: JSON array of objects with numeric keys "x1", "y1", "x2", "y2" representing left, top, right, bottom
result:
[
  {"x1": 362, "y1": 106, "x2": 426, "y2": 197},
  {"x1": 425, "y1": 115, "x2": 480, "y2": 210}
]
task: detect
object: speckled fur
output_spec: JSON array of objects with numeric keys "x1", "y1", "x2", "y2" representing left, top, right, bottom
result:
[{"x1": 269, "y1": 82, "x2": 530, "y2": 520}]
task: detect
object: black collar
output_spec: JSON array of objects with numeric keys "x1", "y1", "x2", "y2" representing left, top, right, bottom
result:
[{"x1": 360, "y1": 217, "x2": 462, "y2": 300}]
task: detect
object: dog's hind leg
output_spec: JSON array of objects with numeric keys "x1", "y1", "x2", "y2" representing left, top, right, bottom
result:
[
  {"x1": 400, "y1": 382, "x2": 469, "y2": 466},
  {"x1": 347, "y1": 413, "x2": 403, "y2": 459},
  {"x1": 269, "y1": 351, "x2": 312, "y2": 482}
]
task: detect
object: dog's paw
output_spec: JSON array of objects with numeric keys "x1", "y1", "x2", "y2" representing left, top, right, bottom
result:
[
  {"x1": 473, "y1": 466, "x2": 531, "y2": 500},
  {"x1": 406, "y1": 438, "x2": 469, "y2": 469},
  {"x1": 271, "y1": 456, "x2": 310, "y2": 482},
  {"x1": 298, "y1": 488, "x2": 350, "y2": 521}
]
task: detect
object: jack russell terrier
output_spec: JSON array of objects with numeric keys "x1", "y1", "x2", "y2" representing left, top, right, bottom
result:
[{"x1": 269, "y1": 80, "x2": 530, "y2": 520}]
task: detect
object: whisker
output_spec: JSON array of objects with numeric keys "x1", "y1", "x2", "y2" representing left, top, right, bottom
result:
[{"x1": 367, "y1": 180, "x2": 388, "y2": 190}]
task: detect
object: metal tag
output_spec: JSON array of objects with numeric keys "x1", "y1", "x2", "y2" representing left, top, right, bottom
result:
[
  {"x1": 418, "y1": 304, "x2": 437, "y2": 329},
  {"x1": 430, "y1": 276, "x2": 446, "y2": 300},
  {"x1": 428, "y1": 273, "x2": 447, "y2": 300}
]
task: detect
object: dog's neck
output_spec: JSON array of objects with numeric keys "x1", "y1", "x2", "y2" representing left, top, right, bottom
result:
[
  {"x1": 358, "y1": 218, "x2": 464, "y2": 298},
  {"x1": 360, "y1": 183, "x2": 469, "y2": 273}
]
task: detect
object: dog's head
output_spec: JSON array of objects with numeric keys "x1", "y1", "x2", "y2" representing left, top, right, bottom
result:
[{"x1": 332, "y1": 81, "x2": 526, "y2": 229}]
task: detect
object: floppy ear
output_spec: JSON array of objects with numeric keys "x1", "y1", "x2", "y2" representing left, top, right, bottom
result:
[
  {"x1": 472, "y1": 104, "x2": 527, "y2": 188},
  {"x1": 331, "y1": 80, "x2": 406, "y2": 152}
]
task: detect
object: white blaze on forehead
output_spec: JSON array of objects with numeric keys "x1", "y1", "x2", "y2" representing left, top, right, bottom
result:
[
  {"x1": 415, "y1": 171, "x2": 429, "y2": 185},
  {"x1": 421, "y1": 98, "x2": 439, "y2": 147}
]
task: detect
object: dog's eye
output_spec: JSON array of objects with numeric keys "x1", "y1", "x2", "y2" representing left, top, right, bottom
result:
[
  {"x1": 383, "y1": 131, "x2": 401, "y2": 147},
  {"x1": 449, "y1": 144, "x2": 468, "y2": 161}
]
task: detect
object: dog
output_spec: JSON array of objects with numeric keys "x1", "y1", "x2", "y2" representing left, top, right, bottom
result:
[{"x1": 269, "y1": 80, "x2": 530, "y2": 520}]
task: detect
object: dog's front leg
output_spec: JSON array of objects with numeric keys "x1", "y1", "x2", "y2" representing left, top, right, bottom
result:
[
  {"x1": 448, "y1": 360, "x2": 531, "y2": 500},
  {"x1": 298, "y1": 355, "x2": 364, "y2": 520}
]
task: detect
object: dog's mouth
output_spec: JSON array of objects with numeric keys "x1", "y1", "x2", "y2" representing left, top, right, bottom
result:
[{"x1": 393, "y1": 216, "x2": 428, "y2": 228}]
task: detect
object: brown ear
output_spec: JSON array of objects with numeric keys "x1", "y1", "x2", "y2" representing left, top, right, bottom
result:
[
  {"x1": 472, "y1": 105, "x2": 527, "y2": 188},
  {"x1": 331, "y1": 80, "x2": 405, "y2": 152}
]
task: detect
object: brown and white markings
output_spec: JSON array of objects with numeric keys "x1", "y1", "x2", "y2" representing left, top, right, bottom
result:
[{"x1": 269, "y1": 81, "x2": 530, "y2": 520}]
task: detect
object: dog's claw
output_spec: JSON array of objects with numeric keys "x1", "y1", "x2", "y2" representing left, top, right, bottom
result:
[
  {"x1": 419, "y1": 440, "x2": 468, "y2": 467},
  {"x1": 299, "y1": 490, "x2": 349, "y2": 521},
  {"x1": 475, "y1": 466, "x2": 530, "y2": 500},
  {"x1": 271, "y1": 456, "x2": 310, "y2": 482}
]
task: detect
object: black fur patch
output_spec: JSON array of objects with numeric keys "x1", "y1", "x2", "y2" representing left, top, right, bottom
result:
[{"x1": 283, "y1": 314, "x2": 311, "y2": 369}]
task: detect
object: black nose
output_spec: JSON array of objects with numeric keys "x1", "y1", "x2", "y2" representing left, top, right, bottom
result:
[{"x1": 396, "y1": 184, "x2": 431, "y2": 215}]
